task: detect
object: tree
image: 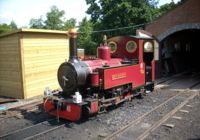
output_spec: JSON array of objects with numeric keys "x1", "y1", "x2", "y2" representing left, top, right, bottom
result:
[
  {"x1": 10, "y1": 21, "x2": 18, "y2": 30},
  {"x1": 86, "y1": 0, "x2": 159, "y2": 36},
  {"x1": 158, "y1": 1, "x2": 177, "y2": 16},
  {"x1": 86, "y1": 0, "x2": 101, "y2": 23},
  {"x1": 28, "y1": 6, "x2": 78, "y2": 31},
  {"x1": 78, "y1": 17, "x2": 97, "y2": 55},
  {"x1": 63, "y1": 18, "x2": 76, "y2": 30},
  {"x1": 0, "y1": 24, "x2": 12, "y2": 34},
  {"x1": 29, "y1": 16, "x2": 44, "y2": 29},
  {"x1": 0, "y1": 21, "x2": 18, "y2": 34},
  {"x1": 85, "y1": 0, "x2": 161, "y2": 47},
  {"x1": 44, "y1": 6, "x2": 65, "y2": 30}
]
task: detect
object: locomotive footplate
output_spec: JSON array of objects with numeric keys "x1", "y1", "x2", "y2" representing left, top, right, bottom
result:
[
  {"x1": 44, "y1": 96, "x2": 84, "y2": 121},
  {"x1": 43, "y1": 93, "x2": 98, "y2": 121}
]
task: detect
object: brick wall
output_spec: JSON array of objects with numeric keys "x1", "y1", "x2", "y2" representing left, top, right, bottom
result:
[{"x1": 145, "y1": 0, "x2": 200, "y2": 39}]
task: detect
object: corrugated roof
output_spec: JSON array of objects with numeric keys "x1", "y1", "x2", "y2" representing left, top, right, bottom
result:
[{"x1": 0, "y1": 28, "x2": 68, "y2": 38}]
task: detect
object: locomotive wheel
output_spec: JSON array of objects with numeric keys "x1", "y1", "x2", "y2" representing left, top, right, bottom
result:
[{"x1": 145, "y1": 83, "x2": 154, "y2": 92}]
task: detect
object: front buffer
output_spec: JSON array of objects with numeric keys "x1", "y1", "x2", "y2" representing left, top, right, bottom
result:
[{"x1": 43, "y1": 91, "x2": 98, "y2": 121}]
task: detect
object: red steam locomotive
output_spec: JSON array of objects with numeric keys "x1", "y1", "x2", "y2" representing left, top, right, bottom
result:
[{"x1": 43, "y1": 29, "x2": 156, "y2": 121}]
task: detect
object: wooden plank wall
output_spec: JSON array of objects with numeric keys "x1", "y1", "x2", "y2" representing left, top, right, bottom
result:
[
  {"x1": 22, "y1": 33, "x2": 68, "y2": 98},
  {"x1": 0, "y1": 34, "x2": 23, "y2": 98}
]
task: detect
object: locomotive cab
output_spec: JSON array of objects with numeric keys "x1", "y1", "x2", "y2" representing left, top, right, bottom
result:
[
  {"x1": 143, "y1": 39, "x2": 155, "y2": 92},
  {"x1": 107, "y1": 36, "x2": 156, "y2": 92}
]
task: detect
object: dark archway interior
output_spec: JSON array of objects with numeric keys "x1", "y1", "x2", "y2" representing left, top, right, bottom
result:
[{"x1": 160, "y1": 29, "x2": 200, "y2": 76}]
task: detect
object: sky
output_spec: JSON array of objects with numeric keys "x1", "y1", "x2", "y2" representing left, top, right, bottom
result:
[{"x1": 0, "y1": 0, "x2": 180, "y2": 27}]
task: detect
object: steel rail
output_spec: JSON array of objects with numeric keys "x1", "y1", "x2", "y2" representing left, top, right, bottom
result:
[
  {"x1": 156, "y1": 71, "x2": 188, "y2": 85},
  {"x1": 0, "y1": 118, "x2": 56, "y2": 138},
  {"x1": 103, "y1": 94, "x2": 180, "y2": 140},
  {"x1": 0, "y1": 100, "x2": 43, "y2": 122},
  {"x1": 136, "y1": 92, "x2": 198, "y2": 140},
  {"x1": 104, "y1": 92, "x2": 198, "y2": 140},
  {"x1": 23, "y1": 123, "x2": 67, "y2": 140}
]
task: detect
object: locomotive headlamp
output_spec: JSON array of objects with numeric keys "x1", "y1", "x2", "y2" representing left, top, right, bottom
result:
[{"x1": 144, "y1": 42, "x2": 153, "y2": 52}]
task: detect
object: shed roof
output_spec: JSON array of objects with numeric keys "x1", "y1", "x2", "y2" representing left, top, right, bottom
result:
[{"x1": 0, "y1": 28, "x2": 68, "y2": 38}]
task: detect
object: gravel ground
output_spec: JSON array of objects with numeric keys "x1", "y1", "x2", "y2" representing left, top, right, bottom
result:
[
  {"x1": 146, "y1": 94, "x2": 200, "y2": 140},
  {"x1": 112, "y1": 92, "x2": 190, "y2": 140},
  {"x1": 0, "y1": 89, "x2": 199, "y2": 140},
  {"x1": 0, "y1": 96, "x2": 42, "y2": 110},
  {"x1": 32, "y1": 90, "x2": 178, "y2": 140},
  {"x1": 0, "y1": 108, "x2": 51, "y2": 135}
]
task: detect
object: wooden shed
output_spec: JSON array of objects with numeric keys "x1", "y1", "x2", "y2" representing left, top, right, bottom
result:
[{"x1": 0, "y1": 29, "x2": 69, "y2": 99}]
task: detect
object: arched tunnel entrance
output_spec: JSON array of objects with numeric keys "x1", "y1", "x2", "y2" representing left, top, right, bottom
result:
[
  {"x1": 144, "y1": 0, "x2": 200, "y2": 90},
  {"x1": 160, "y1": 29, "x2": 200, "y2": 76}
]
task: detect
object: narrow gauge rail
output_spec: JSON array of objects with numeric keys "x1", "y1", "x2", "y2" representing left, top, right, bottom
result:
[
  {"x1": 104, "y1": 92, "x2": 198, "y2": 140},
  {"x1": 0, "y1": 100, "x2": 42, "y2": 122},
  {"x1": 0, "y1": 94, "x2": 177, "y2": 140},
  {"x1": 156, "y1": 71, "x2": 200, "y2": 85},
  {"x1": 165, "y1": 73, "x2": 200, "y2": 86},
  {"x1": 0, "y1": 118, "x2": 68, "y2": 140},
  {"x1": 136, "y1": 92, "x2": 198, "y2": 140},
  {"x1": 155, "y1": 71, "x2": 200, "y2": 90},
  {"x1": 1, "y1": 76, "x2": 199, "y2": 140},
  {"x1": 1, "y1": 92, "x2": 196, "y2": 140},
  {"x1": 156, "y1": 71, "x2": 189, "y2": 85}
]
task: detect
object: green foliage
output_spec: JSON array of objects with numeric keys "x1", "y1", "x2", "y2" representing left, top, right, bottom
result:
[
  {"x1": 29, "y1": 16, "x2": 44, "y2": 29},
  {"x1": 63, "y1": 18, "x2": 76, "y2": 30},
  {"x1": 86, "y1": 0, "x2": 159, "y2": 35},
  {"x1": 86, "y1": 0, "x2": 101, "y2": 23},
  {"x1": 44, "y1": 6, "x2": 65, "y2": 30},
  {"x1": 0, "y1": 24, "x2": 12, "y2": 34},
  {"x1": 9, "y1": 21, "x2": 18, "y2": 30},
  {"x1": 158, "y1": 1, "x2": 177, "y2": 16},
  {"x1": 85, "y1": 0, "x2": 161, "y2": 48},
  {"x1": 28, "y1": 6, "x2": 76, "y2": 31},
  {"x1": 84, "y1": 0, "x2": 180, "y2": 49},
  {"x1": 0, "y1": 21, "x2": 18, "y2": 34},
  {"x1": 78, "y1": 17, "x2": 97, "y2": 55},
  {"x1": 22, "y1": 2, "x2": 178, "y2": 55}
]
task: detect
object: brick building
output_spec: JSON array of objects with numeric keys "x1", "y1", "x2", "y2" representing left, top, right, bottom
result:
[{"x1": 145, "y1": 0, "x2": 200, "y2": 77}]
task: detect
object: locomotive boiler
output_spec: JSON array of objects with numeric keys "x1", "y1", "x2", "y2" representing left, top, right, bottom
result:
[{"x1": 44, "y1": 28, "x2": 156, "y2": 121}]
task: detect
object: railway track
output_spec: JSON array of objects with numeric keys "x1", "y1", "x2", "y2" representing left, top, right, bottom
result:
[
  {"x1": 0, "y1": 92, "x2": 180, "y2": 140},
  {"x1": 0, "y1": 118, "x2": 69, "y2": 140},
  {"x1": 1, "y1": 72, "x2": 200, "y2": 140},
  {"x1": 135, "y1": 93, "x2": 197, "y2": 140},
  {"x1": 1, "y1": 92, "x2": 198, "y2": 140},
  {"x1": 0, "y1": 100, "x2": 42, "y2": 121},
  {"x1": 103, "y1": 92, "x2": 198, "y2": 140},
  {"x1": 155, "y1": 71, "x2": 189, "y2": 85},
  {"x1": 155, "y1": 71, "x2": 200, "y2": 90}
]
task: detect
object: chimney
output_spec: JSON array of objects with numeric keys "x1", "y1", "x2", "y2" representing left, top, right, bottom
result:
[{"x1": 68, "y1": 28, "x2": 78, "y2": 63}]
